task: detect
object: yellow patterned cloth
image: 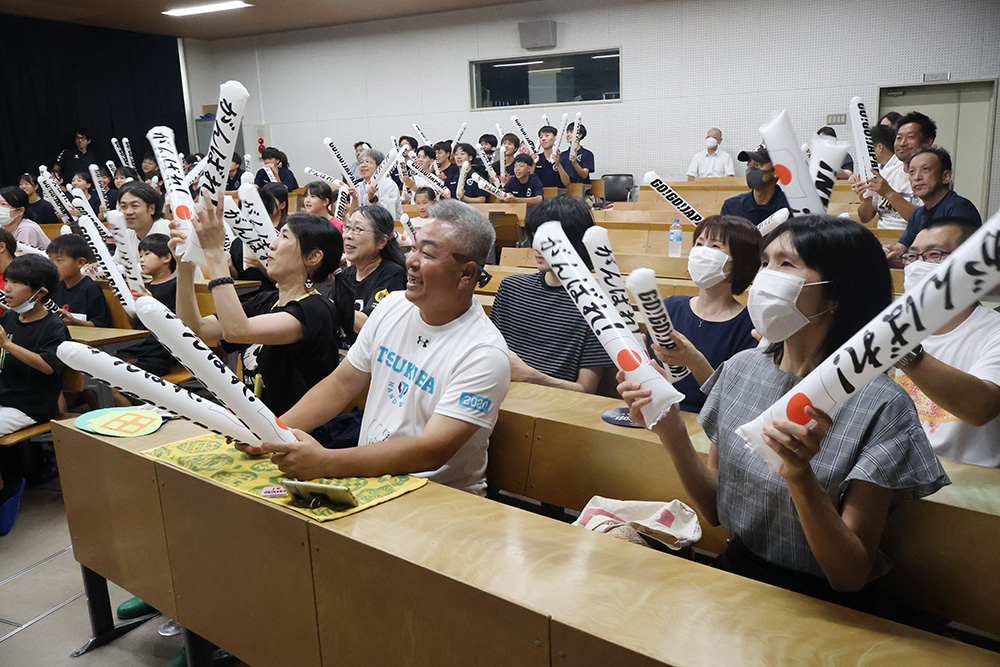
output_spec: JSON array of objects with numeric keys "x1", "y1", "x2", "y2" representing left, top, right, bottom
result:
[{"x1": 142, "y1": 433, "x2": 426, "y2": 521}]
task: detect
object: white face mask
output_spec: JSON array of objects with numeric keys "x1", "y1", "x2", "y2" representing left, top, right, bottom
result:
[
  {"x1": 748, "y1": 269, "x2": 829, "y2": 342},
  {"x1": 5, "y1": 289, "x2": 43, "y2": 314},
  {"x1": 903, "y1": 260, "x2": 937, "y2": 293},
  {"x1": 687, "y1": 245, "x2": 730, "y2": 288},
  {"x1": 0, "y1": 207, "x2": 14, "y2": 226},
  {"x1": 705, "y1": 137, "x2": 719, "y2": 149}
]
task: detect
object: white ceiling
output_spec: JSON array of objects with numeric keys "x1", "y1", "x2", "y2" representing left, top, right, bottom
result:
[{"x1": 1, "y1": 0, "x2": 529, "y2": 40}]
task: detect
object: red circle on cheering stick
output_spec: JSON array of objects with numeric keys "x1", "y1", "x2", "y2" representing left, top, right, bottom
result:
[
  {"x1": 775, "y1": 164, "x2": 793, "y2": 185},
  {"x1": 617, "y1": 349, "x2": 643, "y2": 372},
  {"x1": 175, "y1": 205, "x2": 192, "y2": 221},
  {"x1": 786, "y1": 392, "x2": 813, "y2": 425}
]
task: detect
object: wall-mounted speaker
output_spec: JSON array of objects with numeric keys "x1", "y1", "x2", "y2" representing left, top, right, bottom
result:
[{"x1": 518, "y1": 20, "x2": 557, "y2": 49}]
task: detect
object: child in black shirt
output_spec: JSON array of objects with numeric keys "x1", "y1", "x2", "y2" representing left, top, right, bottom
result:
[
  {"x1": 47, "y1": 235, "x2": 112, "y2": 328},
  {"x1": 0, "y1": 255, "x2": 69, "y2": 535},
  {"x1": 504, "y1": 154, "x2": 545, "y2": 204}
]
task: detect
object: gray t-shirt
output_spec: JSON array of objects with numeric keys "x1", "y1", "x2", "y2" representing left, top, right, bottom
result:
[{"x1": 699, "y1": 347, "x2": 948, "y2": 578}]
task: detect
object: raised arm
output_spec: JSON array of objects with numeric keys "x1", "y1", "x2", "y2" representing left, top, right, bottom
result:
[{"x1": 900, "y1": 351, "x2": 1000, "y2": 426}]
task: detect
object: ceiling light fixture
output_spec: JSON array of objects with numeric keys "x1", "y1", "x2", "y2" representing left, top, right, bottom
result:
[
  {"x1": 528, "y1": 67, "x2": 575, "y2": 74},
  {"x1": 162, "y1": 1, "x2": 252, "y2": 17},
  {"x1": 493, "y1": 61, "x2": 544, "y2": 68},
  {"x1": 591, "y1": 53, "x2": 620, "y2": 59}
]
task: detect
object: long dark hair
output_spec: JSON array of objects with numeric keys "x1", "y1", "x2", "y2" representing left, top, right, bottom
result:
[
  {"x1": 260, "y1": 182, "x2": 289, "y2": 229},
  {"x1": 285, "y1": 213, "x2": 343, "y2": 283},
  {"x1": 763, "y1": 215, "x2": 892, "y2": 361},
  {"x1": 354, "y1": 205, "x2": 406, "y2": 268}
]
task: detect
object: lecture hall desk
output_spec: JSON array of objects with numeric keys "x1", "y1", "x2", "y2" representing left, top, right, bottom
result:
[
  {"x1": 493, "y1": 382, "x2": 1000, "y2": 636},
  {"x1": 52, "y1": 419, "x2": 996, "y2": 666}
]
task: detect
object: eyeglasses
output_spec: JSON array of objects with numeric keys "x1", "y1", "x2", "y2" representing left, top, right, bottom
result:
[
  {"x1": 341, "y1": 224, "x2": 373, "y2": 235},
  {"x1": 901, "y1": 249, "x2": 950, "y2": 265}
]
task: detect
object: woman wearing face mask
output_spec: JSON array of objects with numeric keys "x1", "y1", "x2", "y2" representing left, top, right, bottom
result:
[
  {"x1": 649, "y1": 215, "x2": 760, "y2": 412},
  {"x1": 619, "y1": 215, "x2": 946, "y2": 613}
]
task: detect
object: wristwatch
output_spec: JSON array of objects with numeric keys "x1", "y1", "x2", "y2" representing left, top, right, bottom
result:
[{"x1": 894, "y1": 344, "x2": 924, "y2": 370}]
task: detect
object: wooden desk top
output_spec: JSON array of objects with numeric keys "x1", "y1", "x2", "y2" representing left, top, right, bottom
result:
[
  {"x1": 316, "y1": 481, "x2": 994, "y2": 665},
  {"x1": 69, "y1": 325, "x2": 148, "y2": 346},
  {"x1": 403, "y1": 202, "x2": 528, "y2": 222}
]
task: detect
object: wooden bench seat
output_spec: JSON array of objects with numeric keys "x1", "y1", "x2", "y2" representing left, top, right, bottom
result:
[{"x1": 0, "y1": 422, "x2": 52, "y2": 446}]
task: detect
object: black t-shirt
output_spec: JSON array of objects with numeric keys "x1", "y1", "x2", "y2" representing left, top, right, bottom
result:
[
  {"x1": 441, "y1": 163, "x2": 461, "y2": 197},
  {"x1": 224, "y1": 291, "x2": 342, "y2": 416},
  {"x1": 0, "y1": 311, "x2": 70, "y2": 421},
  {"x1": 254, "y1": 166, "x2": 298, "y2": 190},
  {"x1": 504, "y1": 174, "x2": 545, "y2": 199},
  {"x1": 335, "y1": 260, "x2": 407, "y2": 317},
  {"x1": 106, "y1": 188, "x2": 120, "y2": 211},
  {"x1": 226, "y1": 168, "x2": 245, "y2": 192},
  {"x1": 116, "y1": 278, "x2": 178, "y2": 376},
  {"x1": 26, "y1": 198, "x2": 59, "y2": 224},
  {"x1": 535, "y1": 153, "x2": 562, "y2": 188},
  {"x1": 52, "y1": 276, "x2": 112, "y2": 328}
]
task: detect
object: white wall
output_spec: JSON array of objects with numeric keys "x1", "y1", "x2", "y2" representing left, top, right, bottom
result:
[{"x1": 183, "y1": 0, "x2": 1000, "y2": 215}]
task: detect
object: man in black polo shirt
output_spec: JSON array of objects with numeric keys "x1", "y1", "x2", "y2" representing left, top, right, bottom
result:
[
  {"x1": 720, "y1": 144, "x2": 790, "y2": 225},
  {"x1": 887, "y1": 145, "x2": 981, "y2": 267},
  {"x1": 58, "y1": 129, "x2": 100, "y2": 182}
]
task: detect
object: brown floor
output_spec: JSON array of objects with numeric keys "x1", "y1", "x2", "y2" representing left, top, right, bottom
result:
[{"x1": 0, "y1": 477, "x2": 189, "y2": 666}]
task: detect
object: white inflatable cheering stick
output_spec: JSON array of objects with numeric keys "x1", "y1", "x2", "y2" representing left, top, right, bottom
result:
[
  {"x1": 105, "y1": 160, "x2": 118, "y2": 176},
  {"x1": 334, "y1": 187, "x2": 349, "y2": 222},
  {"x1": 451, "y1": 122, "x2": 468, "y2": 151},
  {"x1": 494, "y1": 123, "x2": 507, "y2": 182},
  {"x1": 323, "y1": 137, "x2": 356, "y2": 184},
  {"x1": 757, "y1": 208, "x2": 790, "y2": 235},
  {"x1": 105, "y1": 210, "x2": 144, "y2": 294},
  {"x1": 412, "y1": 124, "x2": 430, "y2": 146},
  {"x1": 642, "y1": 171, "x2": 704, "y2": 223},
  {"x1": 38, "y1": 169, "x2": 75, "y2": 220},
  {"x1": 569, "y1": 112, "x2": 583, "y2": 157},
  {"x1": 181, "y1": 156, "x2": 209, "y2": 190},
  {"x1": 406, "y1": 160, "x2": 448, "y2": 194},
  {"x1": 303, "y1": 167, "x2": 346, "y2": 190},
  {"x1": 122, "y1": 138, "x2": 136, "y2": 170},
  {"x1": 626, "y1": 269, "x2": 691, "y2": 384},
  {"x1": 69, "y1": 188, "x2": 108, "y2": 232},
  {"x1": 534, "y1": 222, "x2": 683, "y2": 427},
  {"x1": 243, "y1": 154, "x2": 252, "y2": 173},
  {"x1": 739, "y1": 209, "x2": 1000, "y2": 471},
  {"x1": 476, "y1": 144, "x2": 500, "y2": 185},
  {"x1": 236, "y1": 183, "x2": 278, "y2": 266},
  {"x1": 111, "y1": 138, "x2": 128, "y2": 169},
  {"x1": 553, "y1": 113, "x2": 570, "y2": 152},
  {"x1": 57, "y1": 342, "x2": 262, "y2": 447},
  {"x1": 849, "y1": 96, "x2": 879, "y2": 199},
  {"x1": 78, "y1": 215, "x2": 136, "y2": 317},
  {"x1": 511, "y1": 115, "x2": 538, "y2": 155},
  {"x1": 88, "y1": 164, "x2": 109, "y2": 208},
  {"x1": 582, "y1": 226, "x2": 642, "y2": 342},
  {"x1": 365, "y1": 147, "x2": 400, "y2": 192},
  {"x1": 146, "y1": 126, "x2": 207, "y2": 265},
  {"x1": 199, "y1": 80, "x2": 250, "y2": 203},
  {"x1": 809, "y1": 135, "x2": 850, "y2": 210},
  {"x1": 759, "y1": 109, "x2": 825, "y2": 216},
  {"x1": 134, "y1": 296, "x2": 297, "y2": 445},
  {"x1": 471, "y1": 173, "x2": 512, "y2": 202}
]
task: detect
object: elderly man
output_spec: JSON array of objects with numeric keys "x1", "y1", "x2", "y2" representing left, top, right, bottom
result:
[
  {"x1": 886, "y1": 145, "x2": 981, "y2": 266},
  {"x1": 720, "y1": 144, "x2": 789, "y2": 225},
  {"x1": 895, "y1": 217, "x2": 999, "y2": 467},
  {"x1": 687, "y1": 127, "x2": 735, "y2": 180},
  {"x1": 258, "y1": 200, "x2": 511, "y2": 496}
]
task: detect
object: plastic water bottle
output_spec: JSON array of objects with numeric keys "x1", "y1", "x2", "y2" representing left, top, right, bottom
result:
[{"x1": 668, "y1": 218, "x2": 682, "y2": 257}]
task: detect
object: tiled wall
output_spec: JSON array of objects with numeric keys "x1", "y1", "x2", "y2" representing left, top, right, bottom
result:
[{"x1": 183, "y1": 0, "x2": 1000, "y2": 215}]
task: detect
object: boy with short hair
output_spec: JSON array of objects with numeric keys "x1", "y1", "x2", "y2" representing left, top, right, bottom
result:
[
  {"x1": 0, "y1": 255, "x2": 70, "y2": 535},
  {"x1": 504, "y1": 154, "x2": 544, "y2": 205},
  {"x1": 557, "y1": 122, "x2": 595, "y2": 186},
  {"x1": 225, "y1": 153, "x2": 245, "y2": 193},
  {"x1": 535, "y1": 125, "x2": 562, "y2": 188},
  {"x1": 434, "y1": 141, "x2": 461, "y2": 197},
  {"x1": 47, "y1": 235, "x2": 112, "y2": 328},
  {"x1": 492, "y1": 133, "x2": 521, "y2": 186},
  {"x1": 479, "y1": 133, "x2": 498, "y2": 161}
]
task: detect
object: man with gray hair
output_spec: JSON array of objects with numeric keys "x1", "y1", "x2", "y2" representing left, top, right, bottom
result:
[
  {"x1": 687, "y1": 127, "x2": 735, "y2": 180},
  {"x1": 259, "y1": 200, "x2": 510, "y2": 495}
]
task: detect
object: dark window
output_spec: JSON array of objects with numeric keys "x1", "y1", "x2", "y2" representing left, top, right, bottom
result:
[{"x1": 472, "y1": 50, "x2": 620, "y2": 109}]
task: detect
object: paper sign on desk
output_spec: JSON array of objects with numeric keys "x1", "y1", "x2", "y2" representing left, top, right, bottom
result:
[
  {"x1": 142, "y1": 433, "x2": 426, "y2": 521},
  {"x1": 75, "y1": 408, "x2": 163, "y2": 437}
]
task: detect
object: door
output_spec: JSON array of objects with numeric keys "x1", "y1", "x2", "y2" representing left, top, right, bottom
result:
[{"x1": 879, "y1": 79, "x2": 996, "y2": 216}]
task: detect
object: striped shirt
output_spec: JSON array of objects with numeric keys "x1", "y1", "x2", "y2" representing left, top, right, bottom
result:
[
  {"x1": 489, "y1": 272, "x2": 612, "y2": 383},
  {"x1": 699, "y1": 347, "x2": 948, "y2": 579}
]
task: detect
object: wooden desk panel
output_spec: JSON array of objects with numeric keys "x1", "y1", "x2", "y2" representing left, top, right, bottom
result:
[
  {"x1": 68, "y1": 326, "x2": 148, "y2": 347},
  {"x1": 156, "y1": 463, "x2": 322, "y2": 667},
  {"x1": 310, "y1": 504, "x2": 550, "y2": 666},
  {"x1": 51, "y1": 419, "x2": 208, "y2": 619},
  {"x1": 490, "y1": 407, "x2": 534, "y2": 496}
]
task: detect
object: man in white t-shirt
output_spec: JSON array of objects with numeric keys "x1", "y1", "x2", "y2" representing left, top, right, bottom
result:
[
  {"x1": 256, "y1": 200, "x2": 511, "y2": 495},
  {"x1": 686, "y1": 128, "x2": 735, "y2": 180},
  {"x1": 849, "y1": 123, "x2": 921, "y2": 231},
  {"x1": 894, "y1": 218, "x2": 1000, "y2": 468}
]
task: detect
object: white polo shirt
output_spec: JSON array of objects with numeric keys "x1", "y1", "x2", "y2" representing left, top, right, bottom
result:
[{"x1": 687, "y1": 149, "x2": 735, "y2": 178}]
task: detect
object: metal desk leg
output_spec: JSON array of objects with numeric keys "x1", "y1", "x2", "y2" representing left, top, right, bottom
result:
[
  {"x1": 71, "y1": 565, "x2": 159, "y2": 657},
  {"x1": 183, "y1": 628, "x2": 217, "y2": 667}
]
